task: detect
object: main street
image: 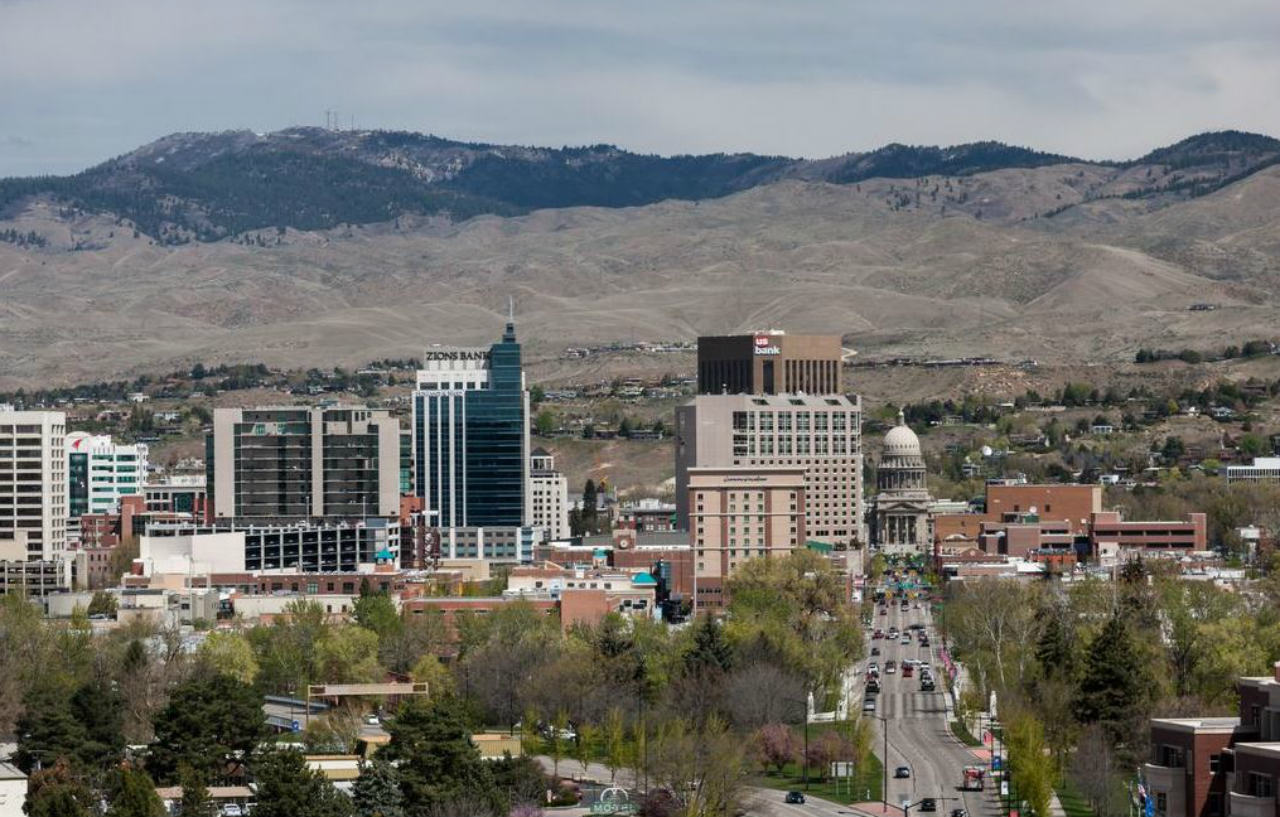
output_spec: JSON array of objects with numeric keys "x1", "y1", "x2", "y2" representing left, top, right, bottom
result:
[{"x1": 862, "y1": 595, "x2": 998, "y2": 817}]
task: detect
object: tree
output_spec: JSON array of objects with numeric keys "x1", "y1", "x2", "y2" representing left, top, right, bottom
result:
[
  {"x1": 353, "y1": 591, "x2": 401, "y2": 641},
  {"x1": 25, "y1": 759, "x2": 95, "y2": 817},
  {"x1": 197, "y1": 631, "x2": 259, "y2": 685},
  {"x1": 534, "y1": 410, "x2": 556, "y2": 436},
  {"x1": 314, "y1": 626, "x2": 382, "y2": 684},
  {"x1": 15, "y1": 678, "x2": 124, "y2": 774},
  {"x1": 106, "y1": 766, "x2": 166, "y2": 817},
  {"x1": 604, "y1": 708, "x2": 627, "y2": 783},
  {"x1": 1005, "y1": 712, "x2": 1054, "y2": 817},
  {"x1": 549, "y1": 709, "x2": 570, "y2": 778},
  {"x1": 381, "y1": 698, "x2": 504, "y2": 817},
  {"x1": 148, "y1": 674, "x2": 270, "y2": 784},
  {"x1": 87, "y1": 591, "x2": 118, "y2": 617},
  {"x1": 1075, "y1": 614, "x2": 1148, "y2": 749},
  {"x1": 751, "y1": 723, "x2": 799, "y2": 774},
  {"x1": 684, "y1": 615, "x2": 732, "y2": 677},
  {"x1": 352, "y1": 757, "x2": 405, "y2": 817},
  {"x1": 177, "y1": 764, "x2": 216, "y2": 817},
  {"x1": 574, "y1": 723, "x2": 597, "y2": 778},
  {"x1": 253, "y1": 748, "x2": 353, "y2": 817}
]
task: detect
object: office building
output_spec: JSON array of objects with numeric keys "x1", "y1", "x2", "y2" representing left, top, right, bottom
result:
[
  {"x1": 208, "y1": 407, "x2": 400, "y2": 521},
  {"x1": 144, "y1": 475, "x2": 209, "y2": 521},
  {"x1": 696, "y1": 331, "x2": 844, "y2": 396},
  {"x1": 870, "y1": 412, "x2": 934, "y2": 553},
  {"x1": 687, "y1": 466, "x2": 806, "y2": 609},
  {"x1": 66, "y1": 432, "x2": 148, "y2": 518},
  {"x1": 412, "y1": 320, "x2": 530, "y2": 529},
  {"x1": 1226, "y1": 457, "x2": 1280, "y2": 485},
  {"x1": 0, "y1": 409, "x2": 67, "y2": 561},
  {"x1": 529, "y1": 448, "x2": 570, "y2": 541},
  {"x1": 674, "y1": 393, "x2": 863, "y2": 546}
]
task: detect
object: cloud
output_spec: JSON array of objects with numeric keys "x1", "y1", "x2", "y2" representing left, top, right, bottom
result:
[{"x1": 2, "y1": 0, "x2": 1279, "y2": 175}]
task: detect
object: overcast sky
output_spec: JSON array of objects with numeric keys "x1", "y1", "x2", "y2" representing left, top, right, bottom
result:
[{"x1": 3, "y1": 0, "x2": 1280, "y2": 176}]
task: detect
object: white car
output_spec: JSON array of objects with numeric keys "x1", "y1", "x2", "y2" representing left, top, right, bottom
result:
[
  {"x1": 365, "y1": 714, "x2": 380, "y2": 725},
  {"x1": 222, "y1": 806, "x2": 244, "y2": 817}
]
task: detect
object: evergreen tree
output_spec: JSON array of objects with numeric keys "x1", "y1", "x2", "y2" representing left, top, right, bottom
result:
[
  {"x1": 253, "y1": 749, "x2": 352, "y2": 817},
  {"x1": 380, "y1": 698, "x2": 504, "y2": 817},
  {"x1": 353, "y1": 757, "x2": 405, "y2": 817},
  {"x1": 106, "y1": 766, "x2": 166, "y2": 817},
  {"x1": 684, "y1": 614, "x2": 733, "y2": 676},
  {"x1": 177, "y1": 764, "x2": 216, "y2": 817},
  {"x1": 148, "y1": 674, "x2": 270, "y2": 784},
  {"x1": 25, "y1": 760, "x2": 95, "y2": 817},
  {"x1": 1075, "y1": 614, "x2": 1147, "y2": 745},
  {"x1": 1034, "y1": 604, "x2": 1074, "y2": 681}
]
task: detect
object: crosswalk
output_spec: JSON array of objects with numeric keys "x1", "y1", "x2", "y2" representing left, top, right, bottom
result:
[{"x1": 875, "y1": 688, "x2": 950, "y2": 719}]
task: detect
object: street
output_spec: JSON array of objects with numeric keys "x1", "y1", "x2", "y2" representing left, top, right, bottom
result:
[{"x1": 865, "y1": 597, "x2": 996, "y2": 817}]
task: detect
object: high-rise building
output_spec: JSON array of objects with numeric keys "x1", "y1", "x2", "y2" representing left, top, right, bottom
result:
[
  {"x1": 696, "y1": 331, "x2": 845, "y2": 396},
  {"x1": 66, "y1": 432, "x2": 148, "y2": 519},
  {"x1": 675, "y1": 393, "x2": 864, "y2": 546},
  {"x1": 0, "y1": 409, "x2": 72, "y2": 593},
  {"x1": 687, "y1": 466, "x2": 806, "y2": 609},
  {"x1": 208, "y1": 407, "x2": 400, "y2": 521},
  {"x1": 529, "y1": 448, "x2": 570, "y2": 541},
  {"x1": 412, "y1": 321, "x2": 530, "y2": 529}
]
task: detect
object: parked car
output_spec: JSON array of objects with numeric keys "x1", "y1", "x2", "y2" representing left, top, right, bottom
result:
[
  {"x1": 862, "y1": 698, "x2": 876, "y2": 713},
  {"x1": 871, "y1": 646, "x2": 881, "y2": 656},
  {"x1": 785, "y1": 791, "x2": 806, "y2": 804},
  {"x1": 894, "y1": 765, "x2": 911, "y2": 779},
  {"x1": 921, "y1": 798, "x2": 937, "y2": 812},
  {"x1": 222, "y1": 807, "x2": 244, "y2": 817}
]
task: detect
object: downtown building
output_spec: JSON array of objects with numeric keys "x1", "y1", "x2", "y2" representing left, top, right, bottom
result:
[
  {"x1": 66, "y1": 432, "x2": 148, "y2": 519},
  {"x1": 0, "y1": 408, "x2": 72, "y2": 594},
  {"x1": 675, "y1": 392, "x2": 864, "y2": 546},
  {"x1": 411, "y1": 320, "x2": 534, "y2": 561},
  {"x1": 208, "y1": 406, "x2": 401, "y2": 521}
]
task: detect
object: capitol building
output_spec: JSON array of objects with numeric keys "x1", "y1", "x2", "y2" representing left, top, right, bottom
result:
[{"x1": 871, "y1": 411, "x2": 934, "y2": 553}]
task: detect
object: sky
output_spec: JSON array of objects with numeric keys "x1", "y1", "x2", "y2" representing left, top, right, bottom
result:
[{"x1": 3, "y1": 0, "x2": 1280, "y2": 176}]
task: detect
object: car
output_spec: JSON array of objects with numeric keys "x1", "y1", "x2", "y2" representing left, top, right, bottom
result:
[
  {"x1": 873, "y1": 629, "x2": 884, "y2": 639},
  {"x1": 903, "y1": 665, "x2": 914, "y2": 678},
  {"x1": 880, "y1": 607, "x2": 888, "y2": 615},
  {"x1": 365, "y1": 714, "x2": 380, "y2": 725},
  {"x1": 921, "y1": 639, "x2": 931, "y2": 647},
  {"x1": 871, "y1": 646, "x2": 881, "y2": 656},
  {"x1": 885, "y1": 664, "x2": 896, "y2": 675},
  {"x1": 951, "y1": 810, "x2": 968, "y2": 817},
  {"x1": 785, "y1": 791, "x2": 806, "y2": 804},
  {"x1": 921, "y1": 799, "x2": 937, "y2": 812},
  {"x1": 894, "y1": 765, "x2": 911, "y2": 779},
  {"x1": 862, "y1": 698, "x2": 877, "y2": 713},
  {"x1": 920, "y1": 681, "x2": 935, "y2": 692},
  {"x1": 901, "y1": 636, "x2": 912, "y2": 645},
  {"x1": 222, "y1": 807, "x2": 244, "y2": 817}
]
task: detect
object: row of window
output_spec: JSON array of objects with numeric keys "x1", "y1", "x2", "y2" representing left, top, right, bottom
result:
[{"x1": 733, "y1": 411, "x2": 858, "y2": 433}]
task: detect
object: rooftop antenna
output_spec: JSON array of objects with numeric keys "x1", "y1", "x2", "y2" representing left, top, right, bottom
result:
[{"x1": 508, "y1": 295, "x2": 515, "y2": 323}]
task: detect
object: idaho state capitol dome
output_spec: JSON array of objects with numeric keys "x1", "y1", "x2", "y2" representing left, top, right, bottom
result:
[{"x1": 882, "y1": 411, "x2": 922, "y2": 459}]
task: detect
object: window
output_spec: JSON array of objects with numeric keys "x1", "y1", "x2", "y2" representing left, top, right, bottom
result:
[
  {"x1": 759, "y1": 413, "x2": 774, "y2": 432},
  {"x1": 1247, "y1": 772, "x2": 1273, "y2": 798},
  {"x1": 1209, "y1": 754, "x2": 1220, "y2": 773}
]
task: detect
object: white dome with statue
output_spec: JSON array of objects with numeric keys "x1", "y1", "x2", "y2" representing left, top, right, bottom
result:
[{"x1": 882, "y1": 410, "x2": 923, "y2": 459}]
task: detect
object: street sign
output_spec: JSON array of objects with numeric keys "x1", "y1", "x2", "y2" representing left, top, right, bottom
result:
[
  {"x1": 992, "y1": 756, "x2": 1003, "y2": 771},
  {"x1": 291, "y1": 720, "x2": 301, "y2": 733}
]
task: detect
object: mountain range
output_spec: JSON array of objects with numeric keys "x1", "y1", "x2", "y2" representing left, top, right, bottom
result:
[{"x1": 1, "y1": 127, "x2": 1279, "y2": 388}]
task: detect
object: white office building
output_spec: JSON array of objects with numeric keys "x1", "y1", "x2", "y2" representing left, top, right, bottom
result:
[
  {"x1": 1226, "y1": 457, "x2": 1280, "y2": 485},
  {"x1": 66, "y1": 432, "x2": 148, "y2": 518},
  {"x1": 0, "y1": 410, "x2": 72, "y2": 594}
]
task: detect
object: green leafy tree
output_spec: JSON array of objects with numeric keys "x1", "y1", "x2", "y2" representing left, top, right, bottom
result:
[
  {"x1": 197, "y1": 631, "x2": 259, "y2": 685},
  {"x1": 353, "y1": 757, "x2": 405, "y2": 817},
  {"x1": 353, "y1": 591, "x2": 401, "y2": 641},
  {"x1": 380, "y1": 698, "x2": 504, "y2": 817},
  {"x1": 87, "y1": 591, "x2": 118, "y2": 617},
  {"x1": 314, "y1": 626, "x2": 382, "y2": 684},
  {"x1": 148, "y1": 674, "x2": 270, "y2": 784},
  {"x1": 534, "y1": 410, "x2": 556, "y2": 436},
  {"x1": 253, "y1": 748, "x2": 353, "y2": 817},
  {"x1": 549, "y1": 709, "x2": 570, "y2": 778},
  {"x1": 605, "y1": 707, "x2": 627, "y2": 783},
  {"x1": 106, "y1": 766, "x2": 166, "y2": 817}
]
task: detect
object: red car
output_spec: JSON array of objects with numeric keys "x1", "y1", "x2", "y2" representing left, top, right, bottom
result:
[{"x1": 873, "y1": 629, "x2": 884, "y2": 640}]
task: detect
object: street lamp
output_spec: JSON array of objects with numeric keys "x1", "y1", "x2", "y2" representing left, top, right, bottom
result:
[{"x1": 876, "y1": 712, "x2": 889, "y2": 811}]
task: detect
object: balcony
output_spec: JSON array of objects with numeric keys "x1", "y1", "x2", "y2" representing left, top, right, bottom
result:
[
  {"x1": 1143, "y1": 764, "x2": 1186, "y2": 816},
  {"x1": 1231, "y1": 792, "x2": 1277, "y2": 817}
]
